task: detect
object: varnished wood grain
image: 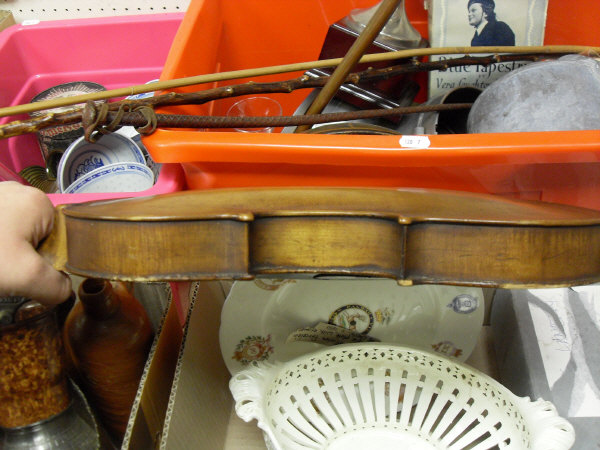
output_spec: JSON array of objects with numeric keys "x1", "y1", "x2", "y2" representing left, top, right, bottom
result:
[
  {"x1": 39, "y1": 187, "x2": 600, "y2": 287},
  {"x1": 63, "y1": 218, "x2": 251, "y2": 280},
  {"x1": 405, "y1": 223, "x2": 600, "y2": 286},
  {"x1": 250, "y1": 216, "x2": 404, "y2": 277}
]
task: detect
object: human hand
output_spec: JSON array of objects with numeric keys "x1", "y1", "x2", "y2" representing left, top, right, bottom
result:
[{"x1": 0, "y1": 181, "x2": 72, "y2": 305}]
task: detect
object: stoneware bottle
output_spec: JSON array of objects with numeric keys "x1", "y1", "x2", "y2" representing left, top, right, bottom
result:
[
  {"x1": 63, "y1": 278, "x2": 153, "y2": 444},
  {"x1": 0, "y1": 299, "x2": 100, "y2": 449}
]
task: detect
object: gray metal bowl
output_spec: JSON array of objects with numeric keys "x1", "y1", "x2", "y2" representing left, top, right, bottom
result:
[{"x1": 467, "y1": 55, "x2": 600, "y2": 133}]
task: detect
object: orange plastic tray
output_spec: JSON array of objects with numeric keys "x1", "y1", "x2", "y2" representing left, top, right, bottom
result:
[{"x1": 142, "y1": 0, "x2": 600, "y2": 210}]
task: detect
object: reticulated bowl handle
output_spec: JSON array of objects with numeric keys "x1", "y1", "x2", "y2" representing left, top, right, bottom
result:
[
  {"x1": 515, "y1": 396, "x2": 575, "y2": 450},
  {"x1": 229, "y1": 361, "x2": 281, "y2": 444}
]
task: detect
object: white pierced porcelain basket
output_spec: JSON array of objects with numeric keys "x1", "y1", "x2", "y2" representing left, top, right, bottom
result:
[{"x1": 230, "y1": 343, "x2": 574, "y2": 450}]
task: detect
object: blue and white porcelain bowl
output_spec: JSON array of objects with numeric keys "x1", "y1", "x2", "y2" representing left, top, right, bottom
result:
[
  {"x1": 57, "y1": 132, "x2": 146, "y2": 192},
  {"x1": 63, "y1": 162, "x2": 154, "y2": 194}
]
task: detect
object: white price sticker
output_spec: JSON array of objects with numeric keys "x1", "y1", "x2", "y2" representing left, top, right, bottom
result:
[{"x1": 399, "y1": 135, "x2": 431, "y2": 149}]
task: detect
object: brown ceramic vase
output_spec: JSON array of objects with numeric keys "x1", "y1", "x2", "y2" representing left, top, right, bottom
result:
[{"x1": 63, "y1": 278, "x2": 153, "y2": 443}]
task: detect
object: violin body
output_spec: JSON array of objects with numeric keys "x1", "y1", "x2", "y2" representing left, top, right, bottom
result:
[{"x1": 39, "y1": 187, "x2": 600, "y2": 288}]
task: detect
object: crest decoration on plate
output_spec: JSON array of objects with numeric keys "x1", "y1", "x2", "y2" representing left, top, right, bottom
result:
[
  {"x1": 448, "y1": 294, "x2": 479, "y2": 314},
  {"x1": 328, "y1": 304, "x2": 374, "y2": 334}
]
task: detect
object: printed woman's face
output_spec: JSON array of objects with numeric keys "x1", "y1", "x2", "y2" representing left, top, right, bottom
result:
[{"x1": 468, "y1": 3, "x2": 485, "y2": 27}]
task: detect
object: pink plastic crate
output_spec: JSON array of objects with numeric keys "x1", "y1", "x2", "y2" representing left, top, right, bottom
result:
[{"x1": 0, "y1": 13, "x2": 186, "y2": 205}]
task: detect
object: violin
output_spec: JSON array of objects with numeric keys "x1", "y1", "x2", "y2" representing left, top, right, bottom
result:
[{"x1": 39, "y1": 187, "x2": 600, "y2": 288}]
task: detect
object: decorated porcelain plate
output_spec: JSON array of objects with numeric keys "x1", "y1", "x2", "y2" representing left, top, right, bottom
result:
[
  {"x1": 63, "y1": 162, "x2": 154, "y2": 194},
  {"x1": 219, "y1": 279, "x2": 484, "y2": 375},
  {"x1": 58, "y1": 132, "x2": 146, "y2": 192}
]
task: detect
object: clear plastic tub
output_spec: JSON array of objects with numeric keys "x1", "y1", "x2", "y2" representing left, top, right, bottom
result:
[{"x1": 0, "y1": 13, "x2": 186, "y2": 205}]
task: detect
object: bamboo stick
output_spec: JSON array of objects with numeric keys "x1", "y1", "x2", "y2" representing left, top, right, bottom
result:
[{"x1": 0, "y1": 45, "x2": 597, "y2": 118}]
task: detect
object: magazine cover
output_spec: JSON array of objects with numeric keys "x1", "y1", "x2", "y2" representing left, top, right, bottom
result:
[{"x1": 426, "y1": 0, "x2": 549, "y2": 98}]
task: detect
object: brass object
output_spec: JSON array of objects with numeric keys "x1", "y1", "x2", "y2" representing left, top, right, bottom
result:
[
  {"x1": 19, "y1": 166, "x2": 58, "y2": 193},
  {"x1": 38, "y1": 187, "x2": 600, "y2": 288}
]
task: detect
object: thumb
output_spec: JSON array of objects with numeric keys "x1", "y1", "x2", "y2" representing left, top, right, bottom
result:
[{"x1": 4, "y1": 244, "x2": 72, "y2": 305}]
